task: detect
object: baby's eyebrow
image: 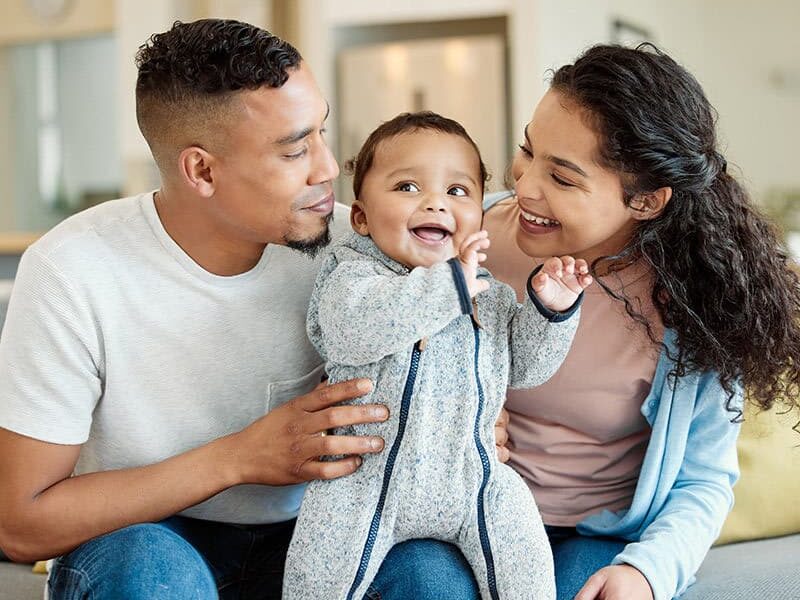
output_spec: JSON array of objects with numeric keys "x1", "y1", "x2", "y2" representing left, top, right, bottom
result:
[
  {"x1": 450, "y1": 170, "x2": 479, "y2": 187},
  {"x1": 385, "y1": 167, "x2": 416, "y2": 179}
]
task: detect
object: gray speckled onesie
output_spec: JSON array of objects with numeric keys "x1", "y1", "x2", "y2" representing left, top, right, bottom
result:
[{"x1": 284, "y1": 233, "x2": 581, "y2": 600}]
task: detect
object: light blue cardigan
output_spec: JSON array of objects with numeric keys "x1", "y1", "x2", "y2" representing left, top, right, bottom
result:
[
  {"x1": 580, "y1": 329, "x2": 740, "y2": 600},
  {"x1": 485, "y1": 192, "x2": 742, "y2": 600}
]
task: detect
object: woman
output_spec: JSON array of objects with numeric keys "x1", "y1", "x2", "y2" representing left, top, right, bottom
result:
[{"x1": 484, "y1": 44, "x2": 800, "y2": 600}]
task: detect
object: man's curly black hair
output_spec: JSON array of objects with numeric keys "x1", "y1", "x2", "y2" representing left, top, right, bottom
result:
[
  {"x1": 134, "y1": 19, "x2": 301, "y2": 167},
  {"x1": 551, "y1": 44, "x2": 800, "y2": 415}
]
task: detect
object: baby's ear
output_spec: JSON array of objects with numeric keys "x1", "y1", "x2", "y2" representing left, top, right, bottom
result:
[{"x1": 350, "y1": 200, "x2": 370, "y2": 235}]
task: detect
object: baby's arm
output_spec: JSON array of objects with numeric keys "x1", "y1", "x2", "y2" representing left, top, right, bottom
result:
[
  {"x1": 506, "y1": 257, "x2": 592, "y2": 388},
  {"x1": 311, "y1": 257, "x2": 475, "y2": 366}
]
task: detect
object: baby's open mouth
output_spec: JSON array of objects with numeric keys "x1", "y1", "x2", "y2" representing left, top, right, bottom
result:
[{"x1": 410, "y1": 224, "x2": 453, "y2": 244}]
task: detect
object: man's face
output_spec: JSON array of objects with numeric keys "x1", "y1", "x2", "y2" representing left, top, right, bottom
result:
[{"x1": 208, "y1": 63, "x2": 339, "y2": 253}]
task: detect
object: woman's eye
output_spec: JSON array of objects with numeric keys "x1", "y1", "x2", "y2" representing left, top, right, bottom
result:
[
  {"x1": 551, "y1": 174, "x2": 575, "y2": 187},
  {"x1": 448, "y1": 186, "x2": 468, "y2": 197},
  {"x1": 396, "y1": 182, "x2": 420, "y2": 192},
  {"x1": 517, "y1": 144, "x2": 533, "y2": 158}
]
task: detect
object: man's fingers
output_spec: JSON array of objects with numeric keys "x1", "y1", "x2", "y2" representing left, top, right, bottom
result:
[
  {"x1": 305, "y1": 403, "x2": 389, "y2": 434},
  {"x1": 299, "y1": 456, "x2": 364, "y2": 481},
  {"x1": 306, "y1": 433, "x2": 385, "y2": 458},
  {"x1": 298, "y1": 378, "x2": 373, "y2": 411}
]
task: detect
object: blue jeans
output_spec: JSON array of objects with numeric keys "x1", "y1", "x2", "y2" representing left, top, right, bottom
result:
[
  {"x1": 48, "y1": 516, "x2": 480, "y2": 599},
  {"x1": 546, "y1": 526, "x2": 627, "y2": 600}
]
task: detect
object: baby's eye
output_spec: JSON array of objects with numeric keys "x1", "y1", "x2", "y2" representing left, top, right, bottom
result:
[
  {"x1": 396, "y1": 182, "x2": 420, "y2": 193},
  {"x1": 448, "y1": 186, "x2": 468, "y2": 197}
]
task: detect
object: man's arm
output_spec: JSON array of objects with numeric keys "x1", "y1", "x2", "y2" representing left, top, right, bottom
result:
[{"x1": 0, "y1": 377, "x2": 386, "y2": 563}]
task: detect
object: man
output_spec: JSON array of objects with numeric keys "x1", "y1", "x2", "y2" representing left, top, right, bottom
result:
[{"x1": 0, "y1": 19, "x2": 478, "y2": 599}]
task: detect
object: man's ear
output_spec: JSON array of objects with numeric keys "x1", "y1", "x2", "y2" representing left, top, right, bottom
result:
[
  {"x1": 629, "y1": 186, "x2": 672, "y2": 221},
  {"x1": 178, "y1": 146, "x2": 216, "y2": 198},
  {"x1": 350, "y1": 200, "x2": 370, "y2": 235}
]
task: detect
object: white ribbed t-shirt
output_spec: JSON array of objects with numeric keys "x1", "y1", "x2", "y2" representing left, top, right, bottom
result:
[{"x1": 0, "y1": 192, "x2": 349, "y2": 524}]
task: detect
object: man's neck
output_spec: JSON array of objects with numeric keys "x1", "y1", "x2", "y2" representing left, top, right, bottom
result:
[{"x1": 153, "y1": 189, "x2": 267, "y2": 276}]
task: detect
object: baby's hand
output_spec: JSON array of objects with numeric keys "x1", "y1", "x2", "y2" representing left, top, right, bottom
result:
[
  {"x1": 531, "y1": 256, "x2": 593, "y2": 312},
  {"x1": 458, "y1": 230, "x2": 491, "y2": 298}
]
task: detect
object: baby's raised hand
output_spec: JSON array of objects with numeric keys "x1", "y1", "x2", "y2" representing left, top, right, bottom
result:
[
  {"x1": 458, "y1": 230, "x2": 491, "y2": 298},
  {"x1": 531, "y1": 256, "x2": 593, "y2": 312}
]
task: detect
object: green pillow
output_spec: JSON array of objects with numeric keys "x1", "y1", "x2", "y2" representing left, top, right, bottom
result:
[{"x1": 716, "y1": 402, "x2": 800, "y2": 545}]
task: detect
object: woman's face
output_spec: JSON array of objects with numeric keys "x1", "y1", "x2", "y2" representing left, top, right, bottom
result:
[{"x1": 512, "y1": 90, "x2": 640, "y2": 264}]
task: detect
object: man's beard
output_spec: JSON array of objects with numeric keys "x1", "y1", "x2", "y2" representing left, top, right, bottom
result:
[{"x1": 284, "y1": 212, "x2": 333, "y2": 259}]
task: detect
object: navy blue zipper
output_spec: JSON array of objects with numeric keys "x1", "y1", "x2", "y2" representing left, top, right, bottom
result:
[
  {"x1": 346, "y1": 341, "x2": 422, "y2": 600},
  {"x1": 472, "y1": 321, "x2": 500, "y2": 600}
]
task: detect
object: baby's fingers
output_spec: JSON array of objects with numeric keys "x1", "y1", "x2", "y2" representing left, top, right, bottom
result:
[
  {"x1": 475, "y1": 278, "x2": 490, "y2": 294},
  {"x1": 459, "y1": 230, "x2": 489, "y2": 252},
  {"x1": 541, "y1": 256, "x2": 565, "y2": 279}
]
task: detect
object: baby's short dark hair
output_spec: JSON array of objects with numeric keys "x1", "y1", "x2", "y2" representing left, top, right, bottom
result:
[{"x1": 345, "y1": 111, "x2": 489, "y2": 199}]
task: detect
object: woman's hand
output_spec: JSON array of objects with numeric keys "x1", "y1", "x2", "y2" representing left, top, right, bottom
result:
[
  {"x1": 494, "y1": 408, "x2": 510, "y2": 463},
  {"x1": 530, "y1": 255, "x2": 593, "y2": 312},
  {"x1": 575, "y1": 565, "x2": 654, "y2": 600}
]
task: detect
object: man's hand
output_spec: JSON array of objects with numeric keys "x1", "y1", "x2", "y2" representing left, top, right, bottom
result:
[
  {"x1": 229, "y1": 378, "x2": 389, "y2": 486},
  {"x1": 458, "y1": 230, "x2": 491, "y2": 298},
  {"x1": 494, "y1": 408, "x2": 510, "y2": 463},
  {"x1": 530, "y1": 255, "x2": 593, "y2": 312},
  {"x1": 575, "y1": 565, "x2": 654, "y2": 600}
]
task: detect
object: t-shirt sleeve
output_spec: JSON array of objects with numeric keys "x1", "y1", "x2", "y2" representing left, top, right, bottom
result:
[{"x1": 0, "y1": 248, "x2": 102, "y2": 444}]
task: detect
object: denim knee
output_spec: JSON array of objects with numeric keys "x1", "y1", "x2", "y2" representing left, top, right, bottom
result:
[
  {"x1": 49, "y1": 523, "x2": 217, "y2": 600},
  {"x1": 368, "y1": 539, "x2": 479, "y2": 600}
]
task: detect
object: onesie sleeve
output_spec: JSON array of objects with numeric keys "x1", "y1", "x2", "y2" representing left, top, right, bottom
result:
[
  {"x1": 308, "y1": 257, "x2": 471, "y2": 366},
  {"x1": 506, "y1": 267, "x2": 582, "y2": 388}
]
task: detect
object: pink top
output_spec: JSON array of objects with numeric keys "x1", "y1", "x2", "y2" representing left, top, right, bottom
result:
[{"x1": 484, "y1": 198, "x2": 664, "y2": 526}]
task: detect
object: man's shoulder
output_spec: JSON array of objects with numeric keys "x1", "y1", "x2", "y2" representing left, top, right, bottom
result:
[{"x1": 29, "y1": 192, "x2": 152, "y2": 264}]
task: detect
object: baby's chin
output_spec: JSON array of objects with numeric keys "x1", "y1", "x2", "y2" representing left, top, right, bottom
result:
[{"x1": 402, "y1": 247, "x2": 459, "y2": 269}]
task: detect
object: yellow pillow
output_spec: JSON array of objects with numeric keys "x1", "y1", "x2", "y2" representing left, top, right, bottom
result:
[{"x1": 715, "y1": 402, "x2": 800, "y2": 545}]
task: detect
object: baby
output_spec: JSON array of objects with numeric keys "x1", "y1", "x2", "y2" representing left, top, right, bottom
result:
[{"x1": 284, "y1": 112, "x2": 592, "y2": 600}]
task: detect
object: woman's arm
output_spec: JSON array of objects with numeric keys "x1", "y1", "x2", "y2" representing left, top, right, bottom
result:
[{"x1": 588, "y1": 375, "x2": 741, "y2": 600}]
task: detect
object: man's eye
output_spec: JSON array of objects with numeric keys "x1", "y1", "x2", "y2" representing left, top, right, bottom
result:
[
  {"x1": 396, "y1": 182, "x2": 420, "y2": 192},
  {"x1": 448, "y1": 186, "x2": 468, "y2": 197},
  {"x1": 285, "y1": 148, "x2": 307, "y2": 160}
]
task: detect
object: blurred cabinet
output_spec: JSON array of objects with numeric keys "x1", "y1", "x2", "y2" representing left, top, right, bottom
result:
[{"x1": 337, "y1": 33, "x2": 507, "y2": 204}]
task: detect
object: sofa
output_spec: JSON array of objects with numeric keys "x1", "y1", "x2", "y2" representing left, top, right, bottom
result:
[{"x1": 1, "y1": 277, "x2": 799, "y2": 599}]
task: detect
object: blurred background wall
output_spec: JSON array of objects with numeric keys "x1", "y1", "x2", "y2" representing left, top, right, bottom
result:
[{"x1": 0, "y1": 0, "x2": 797, "y2": 260}]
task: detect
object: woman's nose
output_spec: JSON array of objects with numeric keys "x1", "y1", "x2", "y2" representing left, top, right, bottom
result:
[{"x1": 515, "y1": 163, "x2": 544, "y2": 201}]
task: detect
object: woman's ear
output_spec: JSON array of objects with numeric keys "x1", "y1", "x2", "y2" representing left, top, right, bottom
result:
[
  {"x1": 350, "y1": 200, "x2": 370, "y2": 235},
  {"x1": 629, "y1": 186, "x2": 672, "y2": 221},
  {"x1": 178, "y1": 146, "x2": 216, "y2": 198}
]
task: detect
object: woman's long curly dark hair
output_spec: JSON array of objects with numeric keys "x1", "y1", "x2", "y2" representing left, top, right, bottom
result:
[{"x1": 551, "y1": 44, "x2": 800, "y2": 413}]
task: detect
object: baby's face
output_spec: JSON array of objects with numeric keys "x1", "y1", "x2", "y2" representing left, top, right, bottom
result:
[{"x1": 352, "y1": 130, "x2": 484, "y2": 268}]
